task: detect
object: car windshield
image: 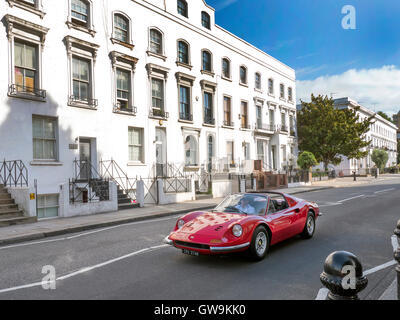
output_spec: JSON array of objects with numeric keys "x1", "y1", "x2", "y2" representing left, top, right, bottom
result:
[{"x1": 214, "y1": 194, "x2": 268, "y2": 215}]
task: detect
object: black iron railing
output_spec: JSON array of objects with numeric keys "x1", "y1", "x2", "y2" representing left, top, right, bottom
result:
[
  {"x1": 0, "y1": 160, "x2": 28, "y2": 187},
  {"x1": 280, "y1": 125, "x2": 289, "y2": 132},
  {"x1": 149, "y1": 109, "x2": 169, "y2": 119},
  {"x1": 68, "y1": 95, "x2": 98, "y2": 108},
  {"x1": 179, "y1": 112, "x2": 193, "y2": 121},
  {"x1": 8, "y1": 84, "x2": 46, "y2": 99},
  {"x1": 113, "y1": 105, "x2": 137, "y2": 115},
  {"x1": 99, "y1": 159, "x2": 137, "y2": 202},
  {"x1": 163, "y1": 177, "x2": 191, "y2": 194},
  {"x1": 223, "y1": 120, "x2": 234, "y2": 127}
]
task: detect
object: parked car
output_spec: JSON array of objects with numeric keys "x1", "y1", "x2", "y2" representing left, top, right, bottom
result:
[{"x1": 164, "y1": 192, "x2": 321, "y2": 261}]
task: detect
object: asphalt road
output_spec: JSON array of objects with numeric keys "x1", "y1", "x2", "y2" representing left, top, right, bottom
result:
[{"x1": 0, "y1": 178, "x2": 399, "y2": 300}]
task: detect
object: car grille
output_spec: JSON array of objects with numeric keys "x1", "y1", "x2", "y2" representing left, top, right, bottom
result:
[{"x1": 174, "y1": 241, "x2": 210, "y2": 250}]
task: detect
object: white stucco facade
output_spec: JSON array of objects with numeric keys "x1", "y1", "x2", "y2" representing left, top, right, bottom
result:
[
  {"x1": 0, "y1": 0, "x2": 297, "y2": 217},
  {"x1": 332, "y1": 98, "x2": 398, "y2": 172}
]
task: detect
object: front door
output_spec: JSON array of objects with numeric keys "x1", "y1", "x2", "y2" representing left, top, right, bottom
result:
[
  {"x1": 155, "y1": 128, "x2": 167, "y2": 177},
  {"x1": 79, "y1": 138, "x2": 91, "y2": 180}
]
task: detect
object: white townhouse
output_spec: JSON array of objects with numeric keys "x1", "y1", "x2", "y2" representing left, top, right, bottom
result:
[
  {"x1": 332, "y1": 98, "x2": 398, "y2": 172},
  {"x1": 0, "y1": 0, "x2": 297, "y2": 219}
]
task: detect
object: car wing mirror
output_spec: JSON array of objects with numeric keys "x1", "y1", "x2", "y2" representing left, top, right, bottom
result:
[{"x1": 294, "y1": 208, "x2": 300, "y2": 213}]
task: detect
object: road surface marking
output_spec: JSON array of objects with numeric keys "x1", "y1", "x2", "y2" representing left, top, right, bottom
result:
[
  {"x1": 374, "y1": 188, "x2": 395, "y2": 194},
  {"x1": 337, "y1": 195, "x2": 365, "y2": 203},
  {"x1": 363, "y1": 260, "x2": 397, "y2": 276},
  {"x1": 0, "y1": 215, "x2": 181, "y2": 251},
  {"x1": 315, "y1": 288, "x2": 330, "y2": 300},
  {"x1": 0, "y1": 244, "x2": 169, "y2": 295},
  {"x1": 318, "y1": 202, "x2": 342, "y2": 207}
]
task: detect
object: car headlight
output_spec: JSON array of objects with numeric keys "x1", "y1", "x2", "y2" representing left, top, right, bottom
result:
[
  {"x1": 177, "y1": 219, "x2": 185, "y2": 229},
  {"x1": 232, "y1": 224, "x2": 243, "y2": 237}
]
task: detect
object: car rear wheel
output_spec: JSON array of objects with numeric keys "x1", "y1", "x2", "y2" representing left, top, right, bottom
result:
[
  {"x1": 301, "y1": 211, "x2": 315, "y2": 239},
  {"x1": 249, "y1": 226, "x2": 269, "y2": 261}
]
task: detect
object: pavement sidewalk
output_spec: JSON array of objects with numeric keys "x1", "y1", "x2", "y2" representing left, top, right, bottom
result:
[
  {"x1": 0, "y1": 185, "x2": 331, "y2": 246},
  {"x1": 311, "y1": 174, "x2": 400, "y2": 188}
]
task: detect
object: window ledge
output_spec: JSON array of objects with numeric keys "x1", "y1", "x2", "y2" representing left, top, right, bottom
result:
[
  {"x1": 127, "y1": 162, "x2": 146, "y2": 167},
  {"x1": 7, "y1": 0, "x2": 46, "y2": 18},
  {"x1": 113, "y1": 106, "x2": 137, "y2": 116},
  {"x1": 240, "y1": 127, "x2": 252, "y2": 132},
  {"x1": 268, "y1": 93, "x2": 275, "y2": 98},
  {"x1": 30, "y1": 161, "x2": 63, "y2": 166},
  {"x1": 221, "y1": 76, "x2": 232, "y2": 82},
  {"x1": 8, "y1": 92, "x2": 46, "y2": 103},
  {"x1": 68, "y1": 101, "x2": 97, "y2": 110},
  {"x1": 201, "y1": 70, "x2": 215, "y2": 77},
  {"x1": 146, "y1": 51, "x2": 167, "y2": 61},
  {"x1": 66, "y1": 21, "x2": 96, "y2": 37},
  {"x1": 239, "y1": 82, "x2": 249, "y2": 88},
  {"x1": 221, "y1": 125, "x2": 235, "y2": 130},
  {"x1": 280, "y1": 97, "x2": 287, "y2": 102},
  {"x1": 203, "y1": 123, "x2": 216, "y2": 128},
  {"x1": 178, "y1": 119, "x2": 194, "y2": 124},
  {"x1": 176, "y1": 61, "x2": 192, "y2": 70},
  {"x1": 110, "y1": 38, "x2": 134, "y2": 50},
  {"x1": 184, "y1": 166, "x2": 200, "y2": 171},
  {"x1": 254, "y1": 88, "x2": 263, "y2": 94}
]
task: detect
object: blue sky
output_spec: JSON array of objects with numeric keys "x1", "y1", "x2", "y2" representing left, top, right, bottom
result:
[{"x1": 207, "y1": 0, "x2": 400, "y2": 114}]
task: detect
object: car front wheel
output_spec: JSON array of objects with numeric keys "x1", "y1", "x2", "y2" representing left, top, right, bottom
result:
[
  {"x1": 249, "y1": 226, "x2": 269, "y2": 261},
  {"x1": 301, "y1": 211, "x2": 315, "y2": 239}
]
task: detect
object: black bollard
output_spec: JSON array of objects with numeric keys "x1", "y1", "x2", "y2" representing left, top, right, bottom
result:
[
  {"x1": 320, "y1": 251, "x2": 368, "y2": 300},
  {"x1": 394, "y1": 219, "x2": 400, "y2": 300},
  {"x1": 353, "y1": 171, "x2": 356, "y2": 181}
]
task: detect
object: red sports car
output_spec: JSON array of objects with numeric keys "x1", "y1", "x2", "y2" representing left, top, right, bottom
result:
[{"x1": 164, "y1": 192, "x2": 320, "y2": 261}]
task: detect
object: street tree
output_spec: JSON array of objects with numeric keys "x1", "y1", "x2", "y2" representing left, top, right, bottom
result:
[
  {"x1": 297, "y1": 94, "x2": 374, "y2": 170},
  {"x1": 377, "y1": 111, "x2": 394, "y2": 123},
  {"x1": 371, "y1": 149, "x2": 389, "y2": 170},
  {"x1": 297, "y1": 151, "x2": 318, "y2": 171}
]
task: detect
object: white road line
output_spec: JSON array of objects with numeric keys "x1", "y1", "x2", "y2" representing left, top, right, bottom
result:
[
  {"x1": 315, "y1": 288, "x2": 330, "y2": 300},
  {"x1": 0, "y1": 244, "x2": 169, "y2": 295},
  {"x1": 374, "y1": 188, "x2": 396, "y2": 194},
  {"x1": 363, "y1": 260, "x2": 397, "y2": 276},
  {"x1": 0, "y1": 215, "x2": 181, "y2": 251},
  {"x1": 337, "y1": 195, "x2": 365, "y2": 203}
]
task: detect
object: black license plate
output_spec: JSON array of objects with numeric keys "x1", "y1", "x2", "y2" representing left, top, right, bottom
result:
[{"x1": 182, "y1": 249, "x2": 199, "y2": 256}]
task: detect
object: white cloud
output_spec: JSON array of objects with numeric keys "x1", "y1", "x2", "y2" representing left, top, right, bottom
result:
[{"x1": 296, "y1": 65, "x2": 400, "y2": 116}]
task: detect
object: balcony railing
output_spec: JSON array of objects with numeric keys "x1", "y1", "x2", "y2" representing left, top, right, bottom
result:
[
  {"x1": 113, "y1": 105, "x2": 137, "y2": 115},
  {"x1": 223, "y1": 120, "x2": 234, "y2": 127},
  {"x1": 241, "y1": 123, "x2": 251, "y2": 129},
  {"x1": 204, "y1": 112, "x2": 215, "y2": 125},
  {"x1": 255, "y1": 123, "x2": 275, "y2": 132},
  {"x1": 68, "y1": 95, "x2": 98, "y2": 109},
  {"x1": 149, "y1": 109, "x2": 169, "y2": 119},
  {"x1": 179, "y1": 112, "x2": 193, "y2": 121},
  {"x1": 8, "y1": 84, "x2": 46, "y2": 99},
  {"x1": 280, "y1": 125, "x2": 289, "y2": 132},
  {"x1": 290, "y1": 127, "x2": 296, "y2": 136}
]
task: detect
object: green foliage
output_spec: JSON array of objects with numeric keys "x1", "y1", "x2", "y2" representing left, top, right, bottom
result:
[
  {"x1": 297, "y1": 151, "x2": 318, "y2": 170},
  {"x1": 377, "y1": 111, "x2": 394, "y2": 123},
  {"x1": 297, "y1": 94, "x2": 374, "y2": 169},
  {"x1": 371, "y1": 149, "x2": 389, "y2": 169}
]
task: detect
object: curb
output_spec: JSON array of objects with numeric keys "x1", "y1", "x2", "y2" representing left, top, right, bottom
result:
[
  {"x1": 0, "y1": 186, "x2": 336, "y2": 246},
  {"x1": 0, "y1": 204, "x2": 216, "y2": 246}
]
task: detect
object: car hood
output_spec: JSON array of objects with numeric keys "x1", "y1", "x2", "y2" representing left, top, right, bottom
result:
[{"x1": 171, "y1": 211, "x2": 247, "y2": 243}]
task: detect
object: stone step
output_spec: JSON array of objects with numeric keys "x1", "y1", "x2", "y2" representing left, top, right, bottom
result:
[
  {"x1": 118, "y1": 197, "x2": 132, "y2": 204},
  {"x1": 195, "y1": 194, "x2": 214, "y2": 200},
  {"x1": 0, "y1": 188, "x2": 8, "y2": 194},
  {"x1": 0, "y1": 208, "x2": 23, "y2": 215},
  {"x1": 0, "y1": 203, "x2": 18, "y2": 211},
  {"x1": 0, "y1": 212, "x2": 24, "y2": 219},
  {"x1": 0, "y1": 193, "x2": 11, "y2": 200},
  {"x1": 118, "y1": 202, "x2": 140, "y2": 211},
  {"x1": 0, "y1": 199, "x2": 14, "y2": 205},
  {"x1": 0, "y1": 216, "x2": 37, "y2": 228}
]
